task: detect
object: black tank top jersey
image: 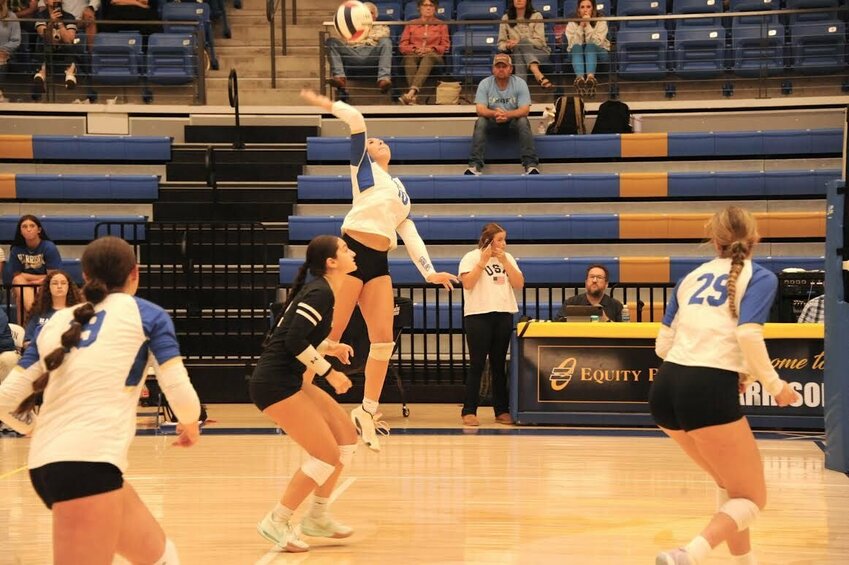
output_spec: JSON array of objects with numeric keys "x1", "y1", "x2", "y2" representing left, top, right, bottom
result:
[{"x1": 251, "y1": 277, "x2": 334, "y2": 383}]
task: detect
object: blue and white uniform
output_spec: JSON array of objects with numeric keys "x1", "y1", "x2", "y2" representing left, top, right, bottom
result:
[
  {"x1": 0, "y1": 293, "x2": 200, "y2": 472},
  {"x1": 331, "y1": 101, "x2": 435, "y2": 280}
]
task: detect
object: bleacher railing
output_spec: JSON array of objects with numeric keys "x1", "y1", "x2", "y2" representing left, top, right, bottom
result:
[{"x1": 317, "y1": 6, "x2": 849, "y2": 103}]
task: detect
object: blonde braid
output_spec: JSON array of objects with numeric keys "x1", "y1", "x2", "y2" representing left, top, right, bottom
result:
[{"x1": 726, "y1": 241, "x2": 748, "y2": 318}]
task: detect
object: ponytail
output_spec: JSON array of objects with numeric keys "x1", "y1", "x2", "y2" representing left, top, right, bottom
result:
[
  {"x1": 13, "y1": 280, "x2": 109, "y2": 417},
  {"x1": 266, "y1": 263, "x2": 309, "y2": 339},
  {"x1": 726, "y1": 240, "x2": 749, "y2": 319}
]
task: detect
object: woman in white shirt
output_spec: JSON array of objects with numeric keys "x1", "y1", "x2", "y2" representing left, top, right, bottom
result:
[
  {"x1": 651, "y1": 207, "x2": 800, "y2": 565},
  {"x1": 498, "y1": 0, "x2": 552, "y2": 88},
  {"x1": 564, "y1": 0, "x2": 610, "y2": 98},
  {"x1": 458, "y1": 223, "x2": 524, "y2": 426}
]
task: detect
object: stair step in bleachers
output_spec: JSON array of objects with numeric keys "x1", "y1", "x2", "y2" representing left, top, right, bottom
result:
[
  {"x1": 288, "y1": 211, "x2": 825, "y2": 243},
  {"x1": 0, "y1": 135, "x2": 172, "y2": 162},
  {"x1": 306, "y1": 129, "x2": 843, "y2": 163},
  {"x1": 0, "y1": 215, "x2": 148, "y2": 243},
  {"x1": 0, "y1": 174, "x2": 158, "y2": 201},
  {"x1": 297, "y1": 169, "x2": 839, "y2": 201}
]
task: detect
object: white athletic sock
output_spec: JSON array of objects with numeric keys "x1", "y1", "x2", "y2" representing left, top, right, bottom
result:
[
  {"x1": 731, "y1": 551, "x2": 757, "y2": 565},
  {"x1": 684, "y1": 535, "x2": 712, "y2": 564},
  {"x1": 153, "y1": 538, "x2": 179, "y2": 565},
  {"x1": 309, "y1": 495, "x2": 329, "y2": 519},
  {"x1": 362, "y1": 398, "x2": 379, "y2": 415},
  {"x1": 271, "y1": 502, "x2": 294, "y2": 523}
]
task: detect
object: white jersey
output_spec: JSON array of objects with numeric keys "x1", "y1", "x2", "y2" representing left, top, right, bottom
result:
[
  {"x1": 16, "y1": 293, "x2": 190, "y2": 472},
  {"x1": 662, "y1": 258, "x2": 777, "y2": 373},
  {"x1": 459, "y1": 249, "x2": 520, "y2": 316},
  {"x1": 332, "y1": 101, "x2": 412, "y2": 250}
]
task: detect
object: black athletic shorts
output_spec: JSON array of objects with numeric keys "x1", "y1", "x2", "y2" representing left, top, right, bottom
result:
[
  {"x1": 343, "y1": 233, "x2": 390, "y2": 283},
  {"x1": 648, "y1": 361, "x2": 743, "y2": 432},
  {"x1": 29, "y1": 461, "x2": 123, "y2": 509},
  {"x1": 249, "y1": 373, "x2": 304, "y2": 411}
]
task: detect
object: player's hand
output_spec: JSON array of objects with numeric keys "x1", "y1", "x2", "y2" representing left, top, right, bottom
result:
[
  {"x1": 326, "y1": 369, "x2": 352, "y2": 395},
  {"x1": 774, "y1": 381, "x2": 801, "y2": 407},
  {"x1": 172, "y1": 421, "x2": 200, "y2": 447},
  {"x1": 300, "y1": 88, "x2": 333, "y2": 111},
  {"x1": 329, "y1": 343, "x2": 354, "y2": 364},
  {"x1": 427, "y1": 272, "x2": 460, "y2": 290}
]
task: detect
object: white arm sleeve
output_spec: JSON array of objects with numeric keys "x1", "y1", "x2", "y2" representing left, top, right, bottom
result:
[
  {"x1": 331, "y1": 101, "x2": 366, "y2": 134},
  {"x1": 736, "y1": 323, "x2": 784, "y2": 397},
  {"x1": 396, "y1": 218, "x2": 435, "y2": 280},
  {"x1": 655, "y1": 324, "x2": 676, "y2": 360},
  {"x1": 0, "y1": 365, "x2": 40, "y2": 435},
  {"x1": 296, "y1": 344, "x2": 332, "y2": 377},
  {"x1": 155, "y1": 358, "x2": 201, "y2": 425}
]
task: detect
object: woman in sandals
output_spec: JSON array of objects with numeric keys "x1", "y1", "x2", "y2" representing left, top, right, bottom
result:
[
  {"x1": 497, "y1": 0, "x2": 552, "y2": 89},
  {"x1": 565, "y1": 0, "x2": 610, "y2": 98}
]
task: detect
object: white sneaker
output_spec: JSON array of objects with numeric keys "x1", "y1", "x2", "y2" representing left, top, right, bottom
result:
[
  {"x1": 656, "y1": 548, "x2": 694, "y2": 565},
  {"x1": 301, "y1": 514, "x2": 354, "y2": 539},
  {"x1": 64, "y1": 65, "x2": 77, "y2": 89},
  {"x1": 33, "y1": 66, "x2": 46, "y2": 91},
  {"x1": 257, "y1": 512, "x2": 309, "y2": 552},
  {"x1": 464, "y1": 166, "x2": 482, "y2": 176},
  {"x1": 350, "y1": 405, "x2": 389, "y2": 452}
]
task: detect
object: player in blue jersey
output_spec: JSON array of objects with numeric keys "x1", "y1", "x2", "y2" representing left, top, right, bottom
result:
[
  {"x1": 650, "y1": 207, "x2": 801, "y2": 565},
  {"x1": 300, "y1": 89, "x2": 458, "y2": 452},
  {"x1": 0, "y1": 236, "x2": 201, "y2": 565},
  {"x1": 251, "y1": 234, "x2": 361, "y2": 553}
]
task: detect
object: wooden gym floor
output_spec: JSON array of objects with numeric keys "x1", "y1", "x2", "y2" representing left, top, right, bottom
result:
[{"x1": 1, "y1": 404, "x2": 847, "y2": 564}]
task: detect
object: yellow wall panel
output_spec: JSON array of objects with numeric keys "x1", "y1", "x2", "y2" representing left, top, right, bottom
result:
[
  {"x1": 620, "y1": 257, "x2": 671, "y2": 283},
  {"x1": 620, "y1": 172, "x2": 668, "y2": 198},
  {"x1": 619, "y1": 214, "x2": 669, "y2": 238},
  {"x1": 755, "y1": 212, "x2": 825, "y2": 238},
  {"x1": 0, "y1": 135, "x2": 34, "y2": 160},
  {"x1": 0, "y1": 174, "x2": 15, "y2": 199},
  {"x1": 621, "y1": 133, "x2": 668, "y2": 158}
]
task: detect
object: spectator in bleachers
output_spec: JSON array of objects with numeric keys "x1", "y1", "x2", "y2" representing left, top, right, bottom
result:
[
  {"x1": 63, "y1": 0, "x2": 100, "y2": 48},
  {"x1": 556, "y1": 263, "x2": 623, "y2": 321},
  {"x1": 0, "y1": 307, "x2": 19, "y2": 381},
  {"x1": 22, "y1": 269, "x2": 82, "y2": 348},
  {"x1": 98, "y1": 0, "x2": 160, "y2": 40},
  {"x1": 797, "y1": 293, "x2": 824, "y2": 323},
  {"x1": 0, "y1": 0, "x2": 21, "y2": 95},
  {"x1": 564, "y1": 0, "x2": 610, "y2": 98},
  {"x1": 32, "y1": 0, "x2": 86, "y2": 90},
  {"x1": 398, "y1": 0, "x2": 449, "y2": 105},
  {"x1": 8, "y1": 214, "x2": 62, "y2": 324},
  {"x1": 326, "y1": 1, "x2": 393, "y2": 94},
  {"x1": 498, "y1": 0, "x2": 552, "y2": 89},
  {"x1": 465, "y1": 53, "x2": 540, "y2": 176},
  {"x1": 8, "y1": 0, "x2": 36, "y2": 35},
  {"x1": 458, "y1": 222, "x2": 524, "y2": 427}
]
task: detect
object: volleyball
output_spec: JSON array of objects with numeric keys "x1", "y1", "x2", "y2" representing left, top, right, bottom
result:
[{"x1": 335, "y1": 1, "x2": 373, "y2": 42}]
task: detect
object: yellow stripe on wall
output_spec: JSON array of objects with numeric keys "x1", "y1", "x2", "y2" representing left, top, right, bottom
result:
[
  {"x1": 620, "y1": 172, "x2": 668, "y2": 198},
  {"x1": 517, "y1": 321, "x2": 824, "y2": 339},
  {"x1": 621, "y1": 133, "x2": 668, "y2": 158},
  {"x1": 619, "y1": 214, "x2": 670, "y2": 238},
  {"x1": 0, "y1": 135, "x2": 34, "y2": 160},
  {"x1": 620, "y1": 257, "x2": 670, "y2": 283},
  {"x1": 0, "y1": 174, "x2": 16, "y2": 199},
  {"x1": 754, "y1": 212, "x2": 826, "y2": 238}
]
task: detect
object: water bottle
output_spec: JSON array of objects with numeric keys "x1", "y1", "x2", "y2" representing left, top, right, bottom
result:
[{"x1": 621, "y1": 308, "x2": 631, "y2": 323}]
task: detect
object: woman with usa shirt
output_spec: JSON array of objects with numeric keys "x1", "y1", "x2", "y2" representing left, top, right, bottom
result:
[
  {"x1": 300, "y1": 89, "x2": 458, "y2": 452},
  {"x1": 651, "y1": 207, "x2": 800, "y2": 565}
]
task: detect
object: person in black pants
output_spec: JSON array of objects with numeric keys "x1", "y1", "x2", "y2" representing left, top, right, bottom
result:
[{"x1": 458, "y1": 223, "x2": 525, "y2": 426}]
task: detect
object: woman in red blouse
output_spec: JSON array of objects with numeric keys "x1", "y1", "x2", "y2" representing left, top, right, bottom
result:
[{"x1": 398, "y1": 0, "x2": 450, "y2": 105}]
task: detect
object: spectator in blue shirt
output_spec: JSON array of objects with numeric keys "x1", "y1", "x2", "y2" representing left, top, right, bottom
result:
[
  {"x1": 8, "y1": 215, "x2": 62, "y2": 323},
  {"x1": 465, "y1": 53, "x2": 540, "y2": 176},
  {"x1": 22, "y1": 269, "x2": 82, "y2": 348}
]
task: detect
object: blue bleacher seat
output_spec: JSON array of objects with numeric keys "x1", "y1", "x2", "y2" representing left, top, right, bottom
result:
[
  {"x1": 162, "y1": 2, "x2": 218, "y2": 70},
  {"x1": 673, "y1": 0, "x2": 724, "y2": 27},
  {"x1": 31, "y1": 135, "x2": 171, "y2": 162},
  {"x1": 728, "y1": 0, "x2": 780, "y2": 25},
  {"x1": 785, "y1": 0, "x2": 840, "y2": 23},
  {"x1": 0, "y1": 215, "x2": 147, "y2": 243},
  {"x1": 14, "y1": 175, "x2": 159, "y2": 201},
  {"x1": 673, "y1": 25, "x2": 726, "y2": 77},
  {"x1": 790, "y1": 19, "x2": 846, "y2": 73},
  {"x1": 456, "y1": 0, "x2": 506, "y2": 32},
  {"x1": 616, "y1": 0, "x2": 665, "y2": 29},
  {"x1": 451, "y1": 29, "x2": 500, "y2": 80},
  {"x1": 90, "y1": 32, "x2": 143, "y2": 85},
  {"x1": 731, "y1": 21, "x2": 786, "y2": 77},
  {"x1": 615, "y1": 28, "x2": 669, "y2": 79},
  {"x1": 147, "y1": 33, "x2": 197, "y2": 85}
]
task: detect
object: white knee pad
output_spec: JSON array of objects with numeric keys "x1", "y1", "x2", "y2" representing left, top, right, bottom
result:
[
  {"x1": 339, "y1": 443, "x2": 357, "y2": 467},
  {"x1": 301, "y1": 456, "x2": 336, "y2": 486},
  {"x1": 368, "y1": 341, "x2": 395, "y2": 361},
  {"x1": 719, "y1": 498, "x2": 760, "y2": 532},
  {"x1": 153, "y1": 538, "x2": 179, "y2": 565}
]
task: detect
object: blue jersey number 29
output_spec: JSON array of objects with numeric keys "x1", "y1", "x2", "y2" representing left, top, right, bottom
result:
[{"x1": 688, "y1": 273, "x2": 729, "y2": 306}]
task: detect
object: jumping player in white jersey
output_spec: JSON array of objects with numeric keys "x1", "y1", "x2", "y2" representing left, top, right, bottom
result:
[
  {"x1": 650, "y1": 207, "x2": 800, "y2": 565},
  {"x1": 0, "y1": 236, "x2": 201, "y2": 565},
  {"x1": 250, "y1": 235, "x2": 359, "y2": 552},
  {"x1": 300, "y1": 89, "x2": 459, "y2": 452}
]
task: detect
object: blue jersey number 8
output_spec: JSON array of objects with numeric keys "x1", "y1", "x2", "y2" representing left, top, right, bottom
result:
[
  {"x1": 77, "y1": 311, "x2": 107, "y2": 348},
  {"x1": 688, "y1": 273, "x2": 729, "y2": 307}
]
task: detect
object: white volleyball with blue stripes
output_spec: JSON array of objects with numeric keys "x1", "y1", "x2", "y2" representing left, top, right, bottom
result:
[{"x1": 334, "y1": 1, "x2": 373, "y2": 41}]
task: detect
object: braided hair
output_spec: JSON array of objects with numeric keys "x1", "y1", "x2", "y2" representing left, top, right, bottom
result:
[
  {"x1": 14, "y1": 237, "x2": 137, "y2": 417},
  {"x1": 706, "y1": 207, "x2": 760, "y2": 319}
]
